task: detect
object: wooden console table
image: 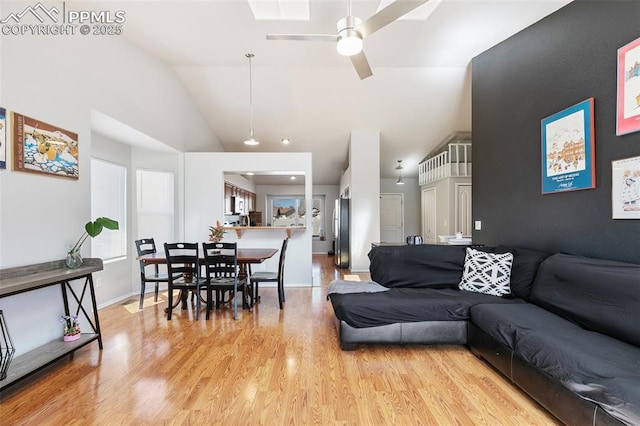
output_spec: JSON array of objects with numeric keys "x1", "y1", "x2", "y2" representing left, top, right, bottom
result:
[{"x1": 0, "y1": 258, "x2": 103, "y2": 392}]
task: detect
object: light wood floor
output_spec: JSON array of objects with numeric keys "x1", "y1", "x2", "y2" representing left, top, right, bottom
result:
[{"x1": 0, "y1": 255, "x2": 559, "y2": 425}]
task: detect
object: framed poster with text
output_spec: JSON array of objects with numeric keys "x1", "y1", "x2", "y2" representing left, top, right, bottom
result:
[
  {"x1": 541, "y1": 98, "x2": 595, "y2": 194},
  {"x1": 617, "y1": 36, "x2": 640, "y2": 136},
  {"x1": 612, "y1": 156, "x2": 640, "y2": 219}
]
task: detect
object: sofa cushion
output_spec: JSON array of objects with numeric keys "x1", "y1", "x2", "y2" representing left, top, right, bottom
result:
[
  {"x1": 459, "y1": 248, "x2": 513, "y2": 296},
  {"x1": 329, "y1": 287, "x2": 524, "y2": 328},
  {"x1": 368, "y1": 244, "x2": 468, "y2": 288},
  {"x1": 470, "y1": 303, "x2": 640, "y2": 425},
  {"x1": 530, "y1": 253, "x2": 640, "y2": 347},
  {"x1": 494, "y1": 246, "x2": 549, "y2": 301}
]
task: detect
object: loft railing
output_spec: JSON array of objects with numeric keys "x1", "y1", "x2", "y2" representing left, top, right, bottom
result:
[{"x1": 419, "y1": 142, "x2": 472, "y2": 185}]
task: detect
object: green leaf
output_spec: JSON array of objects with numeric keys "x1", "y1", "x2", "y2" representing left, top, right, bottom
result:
[
  {"x1": 96, "y1": 217, "x2": 119, "y2": 230},
  {"x1": 85, "y1": 221, "x2": 103, "y2": 237},
  {"x1": 83, "y1": 217, "x2": 119, "y2": 238}
]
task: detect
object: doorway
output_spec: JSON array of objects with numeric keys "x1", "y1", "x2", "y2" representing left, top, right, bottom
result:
[
  {"x1": 380, "y1": 193, "x2": 404, "y2": 243},
  {"x1": 455, "y1": 183, "x2": 472, "y2": 237},
  {"x1": 421, "y1": 187, "x2": 437, "y2": 244}
]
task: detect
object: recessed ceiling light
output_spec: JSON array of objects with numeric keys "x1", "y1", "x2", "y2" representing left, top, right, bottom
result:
[
  {"x1": 281, "y1": 138, "x2": 291, "y2": 145},
  {"x1": 290, "y1": 176, "x2": 296, "y2": 180}
]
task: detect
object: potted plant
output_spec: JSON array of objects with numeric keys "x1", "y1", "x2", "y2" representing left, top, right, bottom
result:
[
  {"x1": 60, "y1": 314, "x2": 81, "y2": 341},
  {"x1": 208, "y1": 220, "x2": 226, "y2": 243},
  {"x1": 67, "y1": 217, "x2": 119, "y2": 268}
]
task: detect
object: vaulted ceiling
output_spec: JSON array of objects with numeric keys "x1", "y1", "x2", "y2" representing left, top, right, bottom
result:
[{"x1": 95, "y1": 0, "x2": 571, "y2": 184}]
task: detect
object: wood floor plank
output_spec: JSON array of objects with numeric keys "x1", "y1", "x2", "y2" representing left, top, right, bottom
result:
[{"x1": 0, "y1": 255, "x2": 560, "y2": 425}]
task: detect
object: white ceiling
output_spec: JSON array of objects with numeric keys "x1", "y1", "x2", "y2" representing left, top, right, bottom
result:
[{"x1": 91, "y1": 0, "x2": 571, "y2": 184}]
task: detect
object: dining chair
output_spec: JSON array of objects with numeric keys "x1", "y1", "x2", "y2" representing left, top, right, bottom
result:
[
  {"x1": 135, "y1": 238, "x2": 170, "y2": 310},
  {"x1": 249, "y1": 238, "x2": 288, "y2": 309},
  {"x1": 202, "y1": 242, "x2": 247, "y2": 320},
  {"x1": 164, "y1": 242, "x2": 209, "y2": 320}
]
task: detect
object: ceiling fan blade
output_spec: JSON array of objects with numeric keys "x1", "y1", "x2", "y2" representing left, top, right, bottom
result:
[
  {"x1": 266, "y1": 34, "x2": 338, "y2": 42},
  {"x1": 358, "y1": 0, "x2": 430, "y2": 38},
  {"x1": 350, "y1": 50, "x2": 373, "y2": 80}
]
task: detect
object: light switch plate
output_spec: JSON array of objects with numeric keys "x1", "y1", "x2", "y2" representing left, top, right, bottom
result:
[{"x1": 474, "y1": 221, "x2": 482, "y2": 231}]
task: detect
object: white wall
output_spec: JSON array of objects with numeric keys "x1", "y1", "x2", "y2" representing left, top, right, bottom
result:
[
  {"x1": 184, "y1": 152, "x2": 313, "y2": 286},
  {"x1": 349, "y1": 131, "x2": 380, "y2": 272},
  {"x1": 0, "y1": 28, "x2": 215, "y2": 354}
]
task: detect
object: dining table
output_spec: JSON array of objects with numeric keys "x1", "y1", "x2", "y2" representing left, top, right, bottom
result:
[
  {"x1": 136, "y1": 247, "x2": 278, "y2": 311},
  {"x1": 137, "y1": 247, "x2": 278, "y2": 269}
]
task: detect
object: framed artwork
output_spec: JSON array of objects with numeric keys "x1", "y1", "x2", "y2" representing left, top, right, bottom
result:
[
  {"x1": 616, "y1": 36, "x2": 640, "y2": 136},
  {"x1": 612, "y1": 156, "x2": 640, "y2": 219},
  {"x1": 12, "y1": 112, "x2": 79, "y2": 179},
  {"x1": 0, "y1": 107, "x2": 6, "y2": 169},
  {"x1": 541, "y1": 98, "x2": 595, "y2": 194}
]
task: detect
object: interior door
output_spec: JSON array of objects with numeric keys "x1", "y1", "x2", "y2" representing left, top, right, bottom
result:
[
  {"x1": 455, "y1": 183, "x2": 472, "y2": 237},
  {"x1": 421, "y1": 187, "x2": 437, "y2": 244},
  {"x1": 380, "y1": 193, "x2": 403, "y2": 243}
]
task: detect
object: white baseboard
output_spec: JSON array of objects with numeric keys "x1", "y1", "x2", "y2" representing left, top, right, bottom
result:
[
  {"x1": 97, "y1": 292, "x2": 138, "y2": 310},
  {"x1": 97, "y1": 281, "x2": 317, "y2": 311}
]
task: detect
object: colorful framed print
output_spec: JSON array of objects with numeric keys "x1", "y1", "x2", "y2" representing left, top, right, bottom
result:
[
  {"x1": 541, "y1": 98, "x2": 595, "y2": 194},
  {"x1": 612, "y1": 156, "x2": 640, "y2": 219},
  {"x1": 0, "y1": 107, "x2": 6, "y2": 169},
  {"x1": 617, "y1": 36, "x2": 640, "y2": 136},
  {"x1": 12, "y1": 112, "x2": 79, "y2": 179}
]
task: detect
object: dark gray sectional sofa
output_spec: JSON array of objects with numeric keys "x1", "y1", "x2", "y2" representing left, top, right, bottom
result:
[{"x1": 327, "y1": 244, "x2": 640, "y2": 425}]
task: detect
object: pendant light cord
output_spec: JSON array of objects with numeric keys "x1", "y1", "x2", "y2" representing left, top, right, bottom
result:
[{"x1": 246, "y1": 53, "x2": 254, "y2": 134}]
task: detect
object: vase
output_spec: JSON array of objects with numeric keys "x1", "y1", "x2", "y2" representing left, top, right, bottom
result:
[
  {"x1": 63, "y1": 333, "x2": 81, "y2": 342},
  {"x1": 66, "y1": 251, "x2": 83, "y2": 269}
]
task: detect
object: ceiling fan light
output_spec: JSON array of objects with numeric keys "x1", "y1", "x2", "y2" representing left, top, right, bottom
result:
[{"x1": 337, "y1": 31, "x2": 363, "y2": 56}]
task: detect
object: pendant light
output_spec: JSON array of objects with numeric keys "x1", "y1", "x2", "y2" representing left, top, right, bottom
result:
[
  {"x1": 396, "y1": 160, "x2": 405, "y2": 185},
  {"x1": 244, "y1": 53, "x2": 259, "y2": 146}
]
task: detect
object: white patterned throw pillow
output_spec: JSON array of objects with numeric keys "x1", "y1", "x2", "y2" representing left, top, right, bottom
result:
[{"x1": 459, "y1": 248, "x2": 514, "y2": 296}]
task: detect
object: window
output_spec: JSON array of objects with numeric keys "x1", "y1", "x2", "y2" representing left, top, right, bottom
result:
[
  {"x1": 268, "y1": 195, "x2": 324, "y2": 238},
  {"x1": 91, "y1": 158, "x2": 127, "y2": 260},
  {"x1": 270, "y1": 197, "x2": 302, "y2": 227},
  {"x1": 137, "y1": 169, "x2": 174, "y2": 247},
  {"x1": 311, "y1": 195, "x2": 324, "y2": 239}
]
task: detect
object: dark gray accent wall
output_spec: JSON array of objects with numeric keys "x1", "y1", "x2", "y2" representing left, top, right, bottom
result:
[{"x1": 472, "y1": 0, "x2": 640, "y2": 264}]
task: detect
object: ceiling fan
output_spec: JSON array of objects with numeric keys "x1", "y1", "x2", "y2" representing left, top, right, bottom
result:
[{"x1": 266, "y1": 0, "x2": 429, "y2": 80}]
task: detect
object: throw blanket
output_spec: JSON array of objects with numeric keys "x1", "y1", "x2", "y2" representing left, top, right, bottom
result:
[{"x1": 327, "y1": 280, "x2": 389, "y2": 298}]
